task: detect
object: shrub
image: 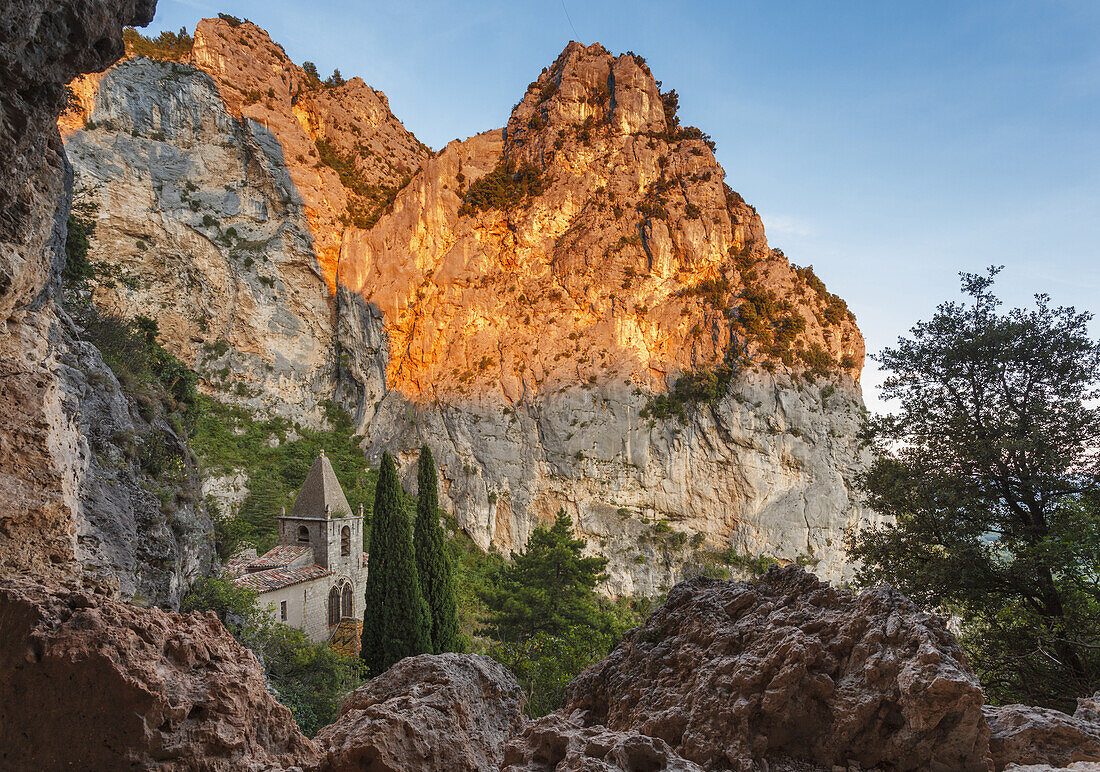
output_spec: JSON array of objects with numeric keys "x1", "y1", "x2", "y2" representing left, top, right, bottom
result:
[{"x1": 459, "y1": 159, "x2": 546, "y2": 216}]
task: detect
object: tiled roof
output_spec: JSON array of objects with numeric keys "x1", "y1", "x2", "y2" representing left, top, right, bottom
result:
[
  {"x1": 225, "y1": 556, "x2": 253, "y2": 578},
  {"x1": 247, "y1": 544, "x2": 313, "y2": 570},
  {"x1": 234, "y1": 564, "x2": 330, "y2": 592},
  {"x1": 291, "y1": 452, "x2": 352, "y2": 518}
]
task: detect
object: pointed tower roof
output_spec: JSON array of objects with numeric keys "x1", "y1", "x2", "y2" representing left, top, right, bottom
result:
[{"x1": 290, "y1": 449, "x2": 352, "y2": 518}]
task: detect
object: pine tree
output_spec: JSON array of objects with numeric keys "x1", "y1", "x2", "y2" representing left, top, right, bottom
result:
[
  {"x1": 413, "y1": 447, "x2": 461, "y2": 653},
  {"x1": 360, "y1": 452, "x2": 429, "y2": 675},
  {"x1": 481, "y1": 509, "x2": 609, "y2": 644}
]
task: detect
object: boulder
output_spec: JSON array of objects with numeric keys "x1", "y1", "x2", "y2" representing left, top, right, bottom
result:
[
  {"x1": 500, "y1": 711, "x2": 705, "y2": 771},
  {"x1": 563, "y1": 566, "x2": 992, "y2": 771},
  {"x1": 313, "y1": 653, "x2": 526, "y2": 771},
  {"x1": 0, "y1": 577, "x2": 314, "y2": 770},
  {"x1": 985, "y1": 694, "x2": 1100, "y2": 770}
]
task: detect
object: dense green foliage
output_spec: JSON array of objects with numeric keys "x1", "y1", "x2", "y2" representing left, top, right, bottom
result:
[
  {"x1": 479, "y1": 511, "x2": 644, "y2": 715},
  {"x1": 490, "y1": 627, "x2": 620, "y2": 717},
  {"x1": 458, "y1": 159, "x2": 546, "y2": 216},
  {"x1": 414, "y1": 448, "x2": 461, "y2": 654},
  {"x1": 123, "y1": 27, "x2": 194, "y2": 61},
  {"x1": 181, "y1": 577, "x2": 363, "y2": 735},
  {"x1": 480, "y1": 512, "x2": 609, "y2": 643},
  {"x1": 848, "y1": 268, "x2": 1100, "y2": 711},
  {"x1": 361, "y1": 452, "x2": 430, "y2": 676},
  {"x1": 190, "y1": 397, "x2": 375, "y2": 558}
]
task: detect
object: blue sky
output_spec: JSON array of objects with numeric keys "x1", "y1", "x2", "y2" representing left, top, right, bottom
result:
[{"x1": 149, "y1": 0, "x2": 1100, "y2": 412}]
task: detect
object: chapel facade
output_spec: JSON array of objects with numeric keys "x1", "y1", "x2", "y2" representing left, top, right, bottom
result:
[{"x1": 229, "y1": 450, "x2": 367, "y2": 644}]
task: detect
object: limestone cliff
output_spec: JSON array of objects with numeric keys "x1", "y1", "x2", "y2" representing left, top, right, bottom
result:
[
  {"x1": 62, "y1": 23, "x2": 879, "y2": 593},
  {"x1": 0, "y1": 0, "x2": 214, "y2": 607}
]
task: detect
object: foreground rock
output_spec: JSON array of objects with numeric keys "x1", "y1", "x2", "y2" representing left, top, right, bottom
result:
[
  {"x1": 313, "y1": 653, "x2": 526, "y2": 771},
  {"x1": 564, "y1": 566, "x2": 992, "y2": 771},
  {"x1": 0, "y1": 577, "x2": 314, "y2": 770},
  {"x1": 501, "y1": 711, "x2": 705, "y2": 771},
  {"x1": 985, "y1": 693, "x2": 1100, "y2": 771}
]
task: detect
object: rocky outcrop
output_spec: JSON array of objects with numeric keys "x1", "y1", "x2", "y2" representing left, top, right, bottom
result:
[
  {"x1": 313, "y1": 653, "x2": 526, "y2": 771},
  {"x1": 501, "y1": 712, "x2": 705, "y2": 771},
  {"x1": 63, "y1": 24, "x2": 880, "y2": 595},
  {"x1": 0, "y1": 577, "x2": 315, "y2": 770},
  {"x1": 563, "y1": 566, "x2": 992, "y2": 771},
  {"x1": 344, "y1": 42, "x2": 874, "y2": 592},
  {"x1": 0, "y1": 0, "x2": 214, "y2": 604},
  {"x1": 985, "y1": 695, "x2": 1100, "y2": 771}
]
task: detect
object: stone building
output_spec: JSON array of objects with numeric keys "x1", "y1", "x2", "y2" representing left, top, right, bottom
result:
[{"x1": 230, "y1": 451, "x2": 366, "y2": 643}]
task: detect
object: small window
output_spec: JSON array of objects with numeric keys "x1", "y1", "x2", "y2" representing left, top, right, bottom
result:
[
  {"x1": 297, "y1": 525, "x2": 310, "y2": 544},
  {"x1": 279, "y1": 600, "x2": 287, "y2": 622},
  {"x1": 328, "y1": 586, "x2": 341, "y2": 626},
  {"x1": 341, "y1": 525, "x2": 351, "y2": 556},
  {"x1": 342, "y1": 583, "x2": 352, "y2": 617}
]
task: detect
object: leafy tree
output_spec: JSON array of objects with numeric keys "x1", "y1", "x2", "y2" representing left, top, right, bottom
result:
[
  {"x1": 848, "y1": 268, "x2": 1100, "y2": 711},
  {"x1": 361, "y1": 452, "x2": 429, "y2": 675},
  {"x1": 302, "y1": 61, "x2": 320, "y2": 83},
  {"x1": 414, "y1": 447, "x2": 461, "y2": 653}
]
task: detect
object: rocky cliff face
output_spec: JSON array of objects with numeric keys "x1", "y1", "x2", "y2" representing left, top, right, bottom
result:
[
  {"x1": 0, "y1": 0, "x2": 214, "y2": 607},
  {"x1": 62, "y1": 23, "x2": 878, "y2": 593}
]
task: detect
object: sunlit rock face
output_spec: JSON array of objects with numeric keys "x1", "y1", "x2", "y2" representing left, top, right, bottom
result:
[
  {"x1": 65, "y1": 25, "x2": 879, "y2": 595},
  {"x1": 342, "y1": 42, "x2": 874, "y2": 593}
]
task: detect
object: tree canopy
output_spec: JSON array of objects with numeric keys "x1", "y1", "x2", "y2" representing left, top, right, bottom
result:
[{"x1": 848, "y1": 268, "x2": 1100, "y2": 710}]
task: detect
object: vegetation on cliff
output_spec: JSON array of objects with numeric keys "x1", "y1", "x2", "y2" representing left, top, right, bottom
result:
[
  {"x1": 122, "y1": 27, "x2": 194, "y2": 61},
  {"x1": 458, "y1": 158, "x2": 547, "y2": 216},
  {"x1": 849, "y1": 268, "x2": 1100, "y2": 712}
]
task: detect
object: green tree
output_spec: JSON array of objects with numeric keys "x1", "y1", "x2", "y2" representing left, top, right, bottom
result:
[
  {"x1": 361, "y1": 451, "x2": 429, "y2": 675},
  {"x1": 848, "y1": 268, "x2": 1100, "y2": 711},
  {"x1": 481, "y1": 510, "x2": 610, "y2": 643},
  {"x1": 414, "y1": 447, "x2": 461, "y2": 653},
  {"x1": 481, "y1": 510, "x2": 646, "y2": 715}
]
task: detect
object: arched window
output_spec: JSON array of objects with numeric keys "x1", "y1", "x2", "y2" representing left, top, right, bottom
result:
[
  {"x1": 297, "y1": 525, "x2": 310, "y2": 545},
  {"x1": 341, "y1": 583, "x2": 353, "y2": 617},
  {"x1": 341, "y1": 525, "x2": 351, "y2": 556},
  {"x1": 328, "y1": 586, "x2": 341, "y2": 626}
]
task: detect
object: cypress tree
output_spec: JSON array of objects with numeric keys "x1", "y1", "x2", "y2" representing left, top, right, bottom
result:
[
  {"x1": 361, "y1": 452, "x2": 429, "y2": 676},
  {"x1": 413, "y1": 447, "x2": 461, "y2": 653}
]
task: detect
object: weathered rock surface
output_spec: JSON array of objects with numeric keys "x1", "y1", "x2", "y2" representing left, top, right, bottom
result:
[
  {"x1": 985, "y1": 694, "x2": 1100, "y2": 771},
  {"x1": 0, "y1": 576, "x2": 315, "y2": 770},
  {"x1": 313, "y1": 652, "x2": 526, "y2": 771},
  {"x1": 564, "y1": 566, "x2": 992, "y2": 771},
  {"x1": 501, "y1": 711, "x2": 705, "y2": 771},
  {"x1": 65, "y1": 23, "x2": 880, "y2": 595},
  {"x1": 0, "y1": 0, "x2": 214, "y2": 605}
]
